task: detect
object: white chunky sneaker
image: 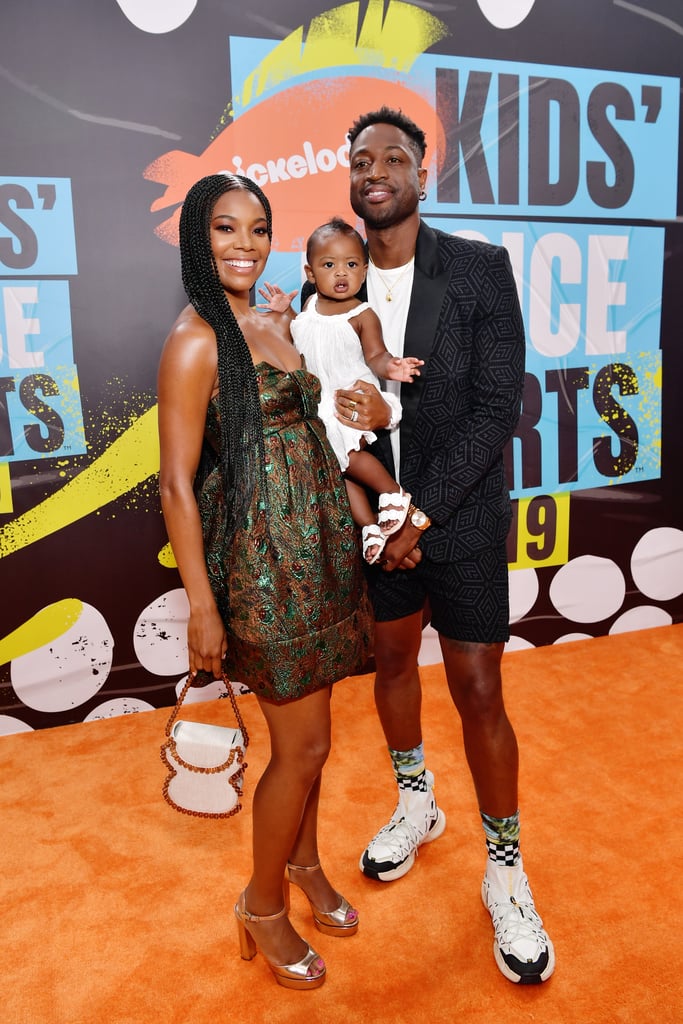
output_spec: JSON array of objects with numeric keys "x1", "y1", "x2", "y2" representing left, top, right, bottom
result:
[
  {"x1": 359, "y1": 770, "x2": 446, "y2": 881},
  {"x1": 481, "y1": 859, "x2": 555, "y2": 984}
]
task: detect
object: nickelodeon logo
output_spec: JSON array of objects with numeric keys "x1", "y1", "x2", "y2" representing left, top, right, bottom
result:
[
  {"x1": 226, "y1": 138, "x2": 351, "y2": 187},
  {"x1": 144, "y1": 77, "x2": 444, "y2": 252}
]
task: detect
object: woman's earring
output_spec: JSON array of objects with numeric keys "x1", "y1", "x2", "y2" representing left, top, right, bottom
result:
[{"x1": 418, "y1": 189, "x2": 427, "y2": 201}]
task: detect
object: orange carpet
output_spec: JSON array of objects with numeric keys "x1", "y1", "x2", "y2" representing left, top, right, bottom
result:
[{"x1": 3, "y1": 625, "x2": 682, "y2": 1024}]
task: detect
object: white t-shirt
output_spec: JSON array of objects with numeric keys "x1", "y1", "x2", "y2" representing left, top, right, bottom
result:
[{"x1": 366, "y1": 258, "x2": 415, "y2": 482}]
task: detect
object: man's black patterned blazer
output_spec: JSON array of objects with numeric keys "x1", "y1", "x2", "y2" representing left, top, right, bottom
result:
[{"x1": 369, "y1": 220, "x2": 525, "y2": 564}]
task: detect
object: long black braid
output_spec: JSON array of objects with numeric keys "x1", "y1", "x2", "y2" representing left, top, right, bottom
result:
[{"x1": 178, "y1": 173, "x2": 273, "y2": 552}]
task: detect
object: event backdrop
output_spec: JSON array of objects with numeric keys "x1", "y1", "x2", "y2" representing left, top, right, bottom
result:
[{"x1": 1, "y1": 0, "x2": 681, "y2": 732}]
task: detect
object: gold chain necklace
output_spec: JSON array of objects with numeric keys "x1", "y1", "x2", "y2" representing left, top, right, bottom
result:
[{"x1": 369, "y1": 258, "x2": 414, "y2": 302}]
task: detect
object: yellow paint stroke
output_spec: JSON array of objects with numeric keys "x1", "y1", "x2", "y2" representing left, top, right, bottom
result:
[
  {"x1": 218, "y1": 0, "x2": 449, "y2": 125},
  {"x1": 0, "y1": 598, "x2": 83, "y2": 665},
  {"x1": 0, "y1": 405, "x2": 159, "y2": 558}
]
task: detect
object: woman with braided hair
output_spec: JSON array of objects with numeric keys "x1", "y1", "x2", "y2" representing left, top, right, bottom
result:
[{"x1": 158, "y1": 173, "x2": 372, "y2": 991}]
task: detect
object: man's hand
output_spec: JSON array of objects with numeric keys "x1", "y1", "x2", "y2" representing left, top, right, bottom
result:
[
  {"x1": 335, "y1": 379, "x2": 392, "y2": 431},
  {"x1": 377, "y1": 525, "x2": 424, "y2": 571}
]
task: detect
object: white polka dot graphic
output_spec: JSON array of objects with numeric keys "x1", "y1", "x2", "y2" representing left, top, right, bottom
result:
[
  {"x1": 0, "y1": 715, "x2": 34, "y2": 737},
  {"x1": 630, "y1": 527, "x2": 683, "y2": 601},
  {"x1": 609, "y1": 606, "x2": 672, "y2": 634},
  {"x1": 11, "y1": 603, "x2": 113, "y2": 713},
  {"x1": 134, "y1": 589, "x2": 190, "y2": 675},
  {"x1": 476, "y1": 0, "x2": 537, "y2": 29},
  {"x1": 554, "y1": 632, "x2": 593, "y2": 644},
  {"x1": 509, "y1": 567, "x2": 540, "y2": 622},
  {"x1": 85, "y1": 697, "x2": 155, "y2": 721},
  {"x1": 115, "y1": 0, "x2": 196, "y2": 34},
  {"x1": 505, "y1": 635, "x2": 536, "y2": 652},
  {"x1": 549, "y1": 555, "x2": 625, "y2": 623}
]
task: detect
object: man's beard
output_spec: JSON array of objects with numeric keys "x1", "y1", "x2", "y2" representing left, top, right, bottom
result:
[{"x1": 352, "y1": 198, "x2": 411, "y2": 231}]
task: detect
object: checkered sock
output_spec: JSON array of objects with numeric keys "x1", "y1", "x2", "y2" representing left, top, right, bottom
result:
[
  {"x1": 389, "y1": 743, "x2": 427, "y2": 793},
  {"x1": 481, "y1": 809, "x2": 521, "y2": 867}
]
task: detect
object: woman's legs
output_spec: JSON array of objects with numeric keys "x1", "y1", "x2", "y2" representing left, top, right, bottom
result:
[
  {"x1": 287, "y1": 774, "x2": 357, "y2": 921},
  {"x1": 242, "y1": 687, "x2": 332, "y2": 966}
]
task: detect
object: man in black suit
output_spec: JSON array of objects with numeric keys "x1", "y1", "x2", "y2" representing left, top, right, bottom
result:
[{"x1": 334, "y1": 107, "x2": 555, "y2": 985}]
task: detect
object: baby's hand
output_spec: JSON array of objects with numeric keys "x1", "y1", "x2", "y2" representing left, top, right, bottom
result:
[
  {"x1": 385, "y1": 356, "x2": 424, "y2": 383},
  {"x1": 257, "y1": 281, "x2": 298, "y2": 314}
]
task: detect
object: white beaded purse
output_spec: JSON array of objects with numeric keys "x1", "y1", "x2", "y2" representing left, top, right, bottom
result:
[{"x1": 160, "y1": 675, "x2": 249, "y2": 819}]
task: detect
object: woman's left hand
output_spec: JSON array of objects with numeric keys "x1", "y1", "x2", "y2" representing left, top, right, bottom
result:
[{"x1": 187, "y1": 606, "x2": 228, "y2": 681}]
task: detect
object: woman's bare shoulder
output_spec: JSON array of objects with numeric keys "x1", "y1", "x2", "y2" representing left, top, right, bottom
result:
[
  {"x1": 163, "y1": 305, "x2": 216, "y2": 358},
  {"x1": 167, "y1": 303, "x2": 214, "y2": 341},
  {"x1": 159, "y1": 305, "x2": 218, "y2": 391}
]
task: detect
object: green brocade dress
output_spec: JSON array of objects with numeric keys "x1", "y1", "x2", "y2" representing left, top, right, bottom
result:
[{"x1": 197, "y1": 362, "x2": 373, "y2": 703}]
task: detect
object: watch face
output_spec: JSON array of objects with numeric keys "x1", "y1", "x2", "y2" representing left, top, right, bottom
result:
[{"x1": 411, "y1": 509, "x2": 428, "y2": 529}]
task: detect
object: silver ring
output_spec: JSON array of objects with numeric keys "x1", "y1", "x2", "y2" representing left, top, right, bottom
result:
[{"x1": 351, "y1": 409, "x2": 359, "y2": 422}]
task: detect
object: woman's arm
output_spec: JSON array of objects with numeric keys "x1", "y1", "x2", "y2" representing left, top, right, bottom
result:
[{"x1": 157, "y1": 313, "x2": 227, "y2": 679}]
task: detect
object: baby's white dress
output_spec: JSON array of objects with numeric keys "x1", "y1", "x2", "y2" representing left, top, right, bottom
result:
[{"x1": 290, "y1": 296, "x2": 401, "y2": 472}]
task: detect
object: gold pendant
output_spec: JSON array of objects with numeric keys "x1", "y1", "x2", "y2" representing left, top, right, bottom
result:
[{"x1": 386, "y1": 293, "x2": 392, "y2": 302}]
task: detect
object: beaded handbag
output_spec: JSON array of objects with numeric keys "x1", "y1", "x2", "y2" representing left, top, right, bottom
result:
[{"x1": 160, "y1": 674, "x2": 249, "y2": 819}]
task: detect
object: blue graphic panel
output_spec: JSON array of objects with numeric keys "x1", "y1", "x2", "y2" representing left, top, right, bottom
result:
[
  {"x1": 428, "y1": 220, "x2": 664, "y2": 358},
  {"x1": 0, "y1": 178, "x2": 77, "y2": 276},
  {"x1": 0, "y1": 281, "x2": 85, "y2": 462},
  {"x1": 0, "y1": 281, "x2": 74, "y2": 371},
  {"x1": 429, "y1": 218, "x2": 663, "y2": 497},
  {"x1": 1, "y1": 364, "x2": 86, "y2": 462},
  {"x1": 422, "y1": 56, "x2": 679, "y2": 220},
  {"x1": 229, "y1": 37, "x2": 679, "y2": 221}
]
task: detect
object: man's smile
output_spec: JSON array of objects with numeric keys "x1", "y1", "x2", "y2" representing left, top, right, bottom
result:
[{"x1": 363, "y1": 186, "x2": 393, "y2": 202}]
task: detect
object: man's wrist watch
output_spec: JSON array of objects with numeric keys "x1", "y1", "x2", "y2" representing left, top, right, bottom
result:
[{"x1": 408, "y1": 503, "x2": 431, "y2": 531}]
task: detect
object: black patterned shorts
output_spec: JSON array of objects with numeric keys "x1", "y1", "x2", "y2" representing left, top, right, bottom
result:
[{"x1": 367, "y1": 541, "x2": 510, "y2": 644}]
